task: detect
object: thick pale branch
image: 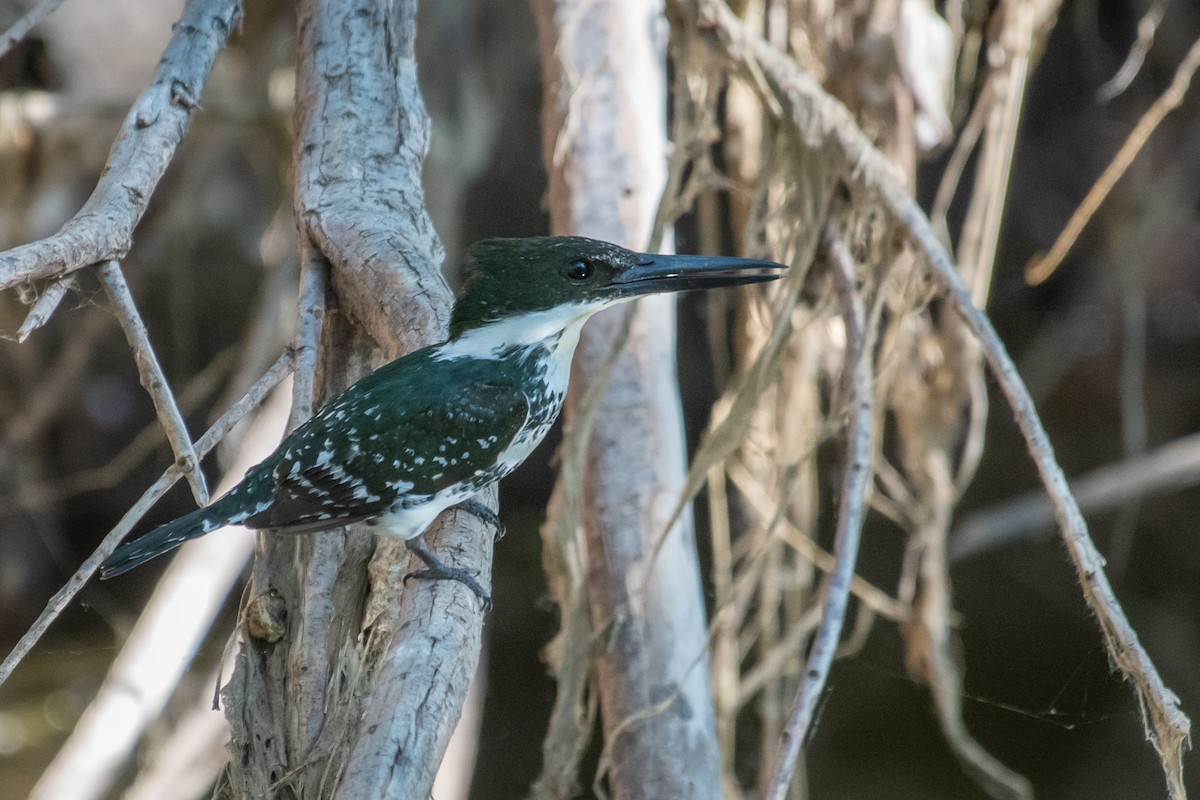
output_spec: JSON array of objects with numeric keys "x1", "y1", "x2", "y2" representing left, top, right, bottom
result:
[
  {"x1": 98, "y1": 260, "x2": 208, "y2": 505},
  {"x1": 0, "y1": 350, "x2": 292, "y2": 690},
  {"x1": 225, "y1": 1, "x2": 486, "y2": 797},
  {"x1": 0, "y1": 0, "x2": 241, "y2": 293},
  {"x1": 534, "y1": 0, "x2": 723, "y2": 797},
  {"x1": 291, "y1": 0, "x2": 448, "y2": 358}
]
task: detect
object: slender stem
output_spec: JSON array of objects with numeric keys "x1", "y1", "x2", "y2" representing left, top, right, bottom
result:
[
  {"x1": 97, "y1": 260, "x2": 209, "y2": 505},
  {"x1": 676, "y1": 2, "x2": 1190, "y2": 792},
  {"x1": 13, "y1": 277, "x2": 74, "y2": 343},
  {"x1": 764, "y1": 224, "x2": 873, "y2": 800},
  {"x1": 1027, "y1": 32, "x2": 1200, "y2": 285}
]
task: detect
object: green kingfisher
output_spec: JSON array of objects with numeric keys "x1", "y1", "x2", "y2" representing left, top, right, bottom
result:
[{"x1": 100, "y1": 236, "x2": 786, "y2": 603}]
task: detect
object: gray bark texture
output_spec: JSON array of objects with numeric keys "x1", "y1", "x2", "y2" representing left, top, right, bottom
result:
[
  {"x1": 220, "y1": 1, "x2": 494, "y2": 798},
  {"x1": 533, "y1": 0, "x2": 723, "y2": 797}
]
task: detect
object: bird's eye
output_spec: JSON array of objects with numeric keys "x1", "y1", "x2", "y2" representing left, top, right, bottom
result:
[{"x1": 565, "y1": 259, "x2": 594, "y2": 281}]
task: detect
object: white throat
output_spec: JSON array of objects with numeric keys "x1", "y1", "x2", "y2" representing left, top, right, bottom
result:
[{"x1": 436, "y1": 302, "x2": 607, "y2": 362}]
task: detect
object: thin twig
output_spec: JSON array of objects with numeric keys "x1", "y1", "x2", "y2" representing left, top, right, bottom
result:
[
  {"x1": 0, "y1": 350, "x2": 292, "y2": 690},
  {"x1": 97, "y1": 260, "x2": 209, "y2": 506},
  {"x1": 930, "y1": 78, "x2": 991, "y2": 239},
  {"x1": 0, "y1": 0, "x2": 67, "y2": 61},
  {"x1": 737, "y1": 605, "x2": 822, "y2": 708},
  {"x1": 28, "y1": 385, "x2": 289, "y2": 800},
  {"x1": 725, "y1": 459, "x2": 906, "y2": 621},
  {"x1": 11, "y1": 277, "x2": 75, "y2": 342},
  {"x1": 0, "y1": 0, "x2": 242, "y2": 292},
  {"x1": 895, "y1": 194, "x2": 1193, "y2": 800},
  {"x1": 1097, "y1": 0, "x2": 1169, "y2": 103},
  {"x1": 764, "y1": 224, "x2": 873, "y2": 800},
  {"x1": 956, "y1": 0, "x2": 1033, "y2": 305},
  {"x1": 1026, "y1": 32, "x2": 1200, "y2": 285}
]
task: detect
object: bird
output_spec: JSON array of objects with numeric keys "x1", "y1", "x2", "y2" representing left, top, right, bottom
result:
[{"x1": 100, "y1": 236, "x2": 786, "y2": 605}]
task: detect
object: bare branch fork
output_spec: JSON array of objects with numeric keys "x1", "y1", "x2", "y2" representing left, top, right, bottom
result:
[
  {"x1": 3, "y1": 0, "x2": 239, "y2": 501},
  {"x1": 222, "y1": 0, "x2": 491, "y2": 796},
  {"x1": 671, "y1": 0, "x2": 1190, "y2": 794},
  {"x1": 0, "y1": 0, "x2": 242, "y2": 295},
  {"x1": 9, "y1": 276, "x2": 74, "y2": 343},
  {"x1": 27, "y1": 386, "x2": 292, "y2": 800},
  {"x1": 4, "y1": 0, "x2": 480, "y2": 793},
  {"x1": 0, "y1": 0, "x2": 246, "y2": 687}
]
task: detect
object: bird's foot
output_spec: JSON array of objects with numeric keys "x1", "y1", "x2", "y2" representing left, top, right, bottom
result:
[
  {"x1": 454, "y1": 498, "x2": 506, "y2": 541},
  {"x1": 404, "y1": 536, "x2": 492, "y2": 610}
]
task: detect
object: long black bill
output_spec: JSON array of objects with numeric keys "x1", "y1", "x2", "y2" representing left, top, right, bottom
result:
[{"x1": 613, "y1": 253, "x2": 787, "y2": 297}]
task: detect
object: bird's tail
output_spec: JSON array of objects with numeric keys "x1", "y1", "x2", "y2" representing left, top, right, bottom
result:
[{"x1": 100, "y1": 495, "x2": 246, "y2": 579}]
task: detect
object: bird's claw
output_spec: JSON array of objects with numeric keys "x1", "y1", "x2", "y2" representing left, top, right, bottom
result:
[
  {"x1": 404, "y1": 535, "x2": 492, "y2": 610},
  {"x1": 454, "y1": 498, "x2": 506, "y2": 542},
  {"x1": 403, "y1": 567, "x2": 492, "y2": 611}
]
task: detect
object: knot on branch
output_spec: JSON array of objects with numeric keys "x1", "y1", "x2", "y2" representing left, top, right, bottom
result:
[
  {"x1": 246, "y1": 589, "x2": 288, "y2": 643},
  {"x1": 170, "y1": 79, "x2": 201, "y2": 111}
]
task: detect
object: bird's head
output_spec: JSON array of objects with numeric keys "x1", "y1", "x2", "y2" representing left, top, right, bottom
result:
[{"x1": 449, "y1": 236, "x2": 786, "y2": 339}]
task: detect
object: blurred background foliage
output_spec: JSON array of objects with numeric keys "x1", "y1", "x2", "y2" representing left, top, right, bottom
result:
[{"x1": 0, "y1": 0, "x2": 1198, "y2": 797}]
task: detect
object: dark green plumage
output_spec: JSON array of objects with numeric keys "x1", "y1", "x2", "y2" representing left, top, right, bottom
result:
[{"x1": 243, "y1": 346, "x2": 542, "y2": 529}]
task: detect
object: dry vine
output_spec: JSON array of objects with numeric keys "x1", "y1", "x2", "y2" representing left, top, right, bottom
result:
[{"x1": 641, "y1": 0, "x2": 1191, "y2": 797}]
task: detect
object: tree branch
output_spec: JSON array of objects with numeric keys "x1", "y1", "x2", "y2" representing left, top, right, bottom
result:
[
  {"x1": 97, "y1": 259, "x2": 208, "y2": 505},
  {"x1": 28, "y1": 384, "x2": 290, "y2": 800},
  {"x1": 764, "y1": 224, "x2": 874, "y2": 800},
  {"x1": 0, "y1": 0, "x2": 67, "y2": 61},
  {"x1": 1027, "y1": 31, "x2": 1200, "y2": 285},
  {"x1": 0, "y1": 350, "x2": 291, "y2": 690},
  {"x1": 0, "y1": 0, "x2": 242, "y2": 293},
  {"x1": 223, "y1": 1, "x2": 489, "y2": 796},
  {"x1": 952, "y1": 431, "x2": 1200, "y2": 562},
  {"x1": 10, "y1": 276, "x2": 74, "y2": 343}
]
